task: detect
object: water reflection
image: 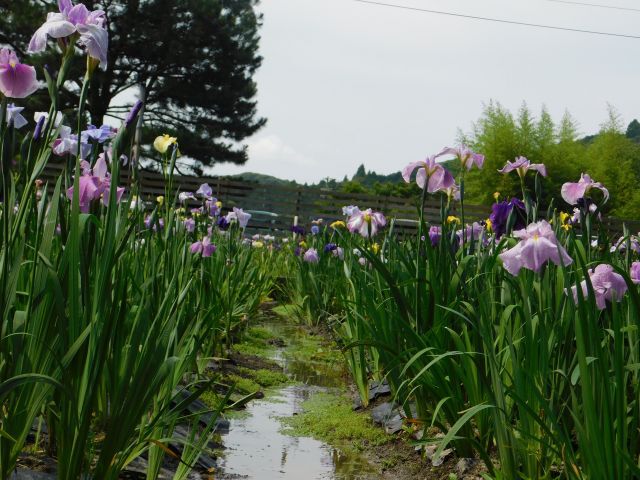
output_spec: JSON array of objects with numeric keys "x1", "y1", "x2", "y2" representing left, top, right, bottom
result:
[{"x1": 216, "y1": 318, "x2": 382, "y2": 480}]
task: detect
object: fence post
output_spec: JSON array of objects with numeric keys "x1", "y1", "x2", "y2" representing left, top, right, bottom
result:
[{"x1": 295, "y1": 188, "x2": 303, "y2": 223}]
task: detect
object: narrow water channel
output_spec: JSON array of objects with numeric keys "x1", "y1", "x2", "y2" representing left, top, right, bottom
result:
[{"x1": 216, "y1": 319, "x2": 382, "y2": 480}]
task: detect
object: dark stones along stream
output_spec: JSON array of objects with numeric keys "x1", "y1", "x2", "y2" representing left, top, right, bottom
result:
[{"x1": 216, "y1": 318, "x2": 382, "y2": 480}]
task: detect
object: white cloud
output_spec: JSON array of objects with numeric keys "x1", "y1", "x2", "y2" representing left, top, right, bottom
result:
[
  {"x1": 247, "y1": 134, "x2": 317, "y2": 168},
  {"x1": 210, "y1": 133, "x2": 319, "y2": 182}
]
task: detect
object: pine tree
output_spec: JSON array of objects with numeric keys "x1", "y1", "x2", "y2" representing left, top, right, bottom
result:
[{"x1": 0, "y1": 0, "x2": 266, "y2": 172}]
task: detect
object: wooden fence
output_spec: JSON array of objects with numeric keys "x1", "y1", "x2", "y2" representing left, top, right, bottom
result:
[{"x1": 41, "y1": 161, "x2": 640, "y2": 236}]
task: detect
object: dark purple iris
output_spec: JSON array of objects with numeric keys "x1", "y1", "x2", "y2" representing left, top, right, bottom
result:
[
  {"x1": 324, "y1": 243, "x2": 338, "y2": 253},
  {"x1": 217, "y1": 216, "x2": 230, "y2": 231},
  {"x1": 291, "y1": 225, "x2": 305, "y2": 235},
  {"x1": 489, "y1": 198, "x2": 525, "y2": 238}
]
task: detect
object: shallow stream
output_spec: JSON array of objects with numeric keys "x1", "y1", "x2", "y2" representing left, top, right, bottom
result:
[{"x1": 216, "y1": 319, "x2": 382, "y2": 480}]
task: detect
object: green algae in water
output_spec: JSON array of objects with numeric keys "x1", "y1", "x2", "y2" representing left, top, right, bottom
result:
[
  {"x1": 237, "y1": 367, "x2": 289, "y2": 388},
  {"x1": 280, "y1": 391, "x2": 392, "y2": 453}
]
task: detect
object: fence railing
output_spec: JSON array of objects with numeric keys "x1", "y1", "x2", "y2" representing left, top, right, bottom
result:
[{"x1": 41, "y1": 161, "x2": 640, "y2": 236}]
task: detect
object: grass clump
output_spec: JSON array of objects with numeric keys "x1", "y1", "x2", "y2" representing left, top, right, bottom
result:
[{"x1": 280, "y1": 392, "x2": 391, "y2": 452}]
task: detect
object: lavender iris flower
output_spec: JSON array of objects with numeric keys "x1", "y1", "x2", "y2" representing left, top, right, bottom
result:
[
  {"x1": 190, "y1": 236, "x2": 216, "y2": 257},
  {"x1": 437, "y1": 145, "x2": 485, "y2": 171},
  {"x1": 631, "y1": 262, "x2": 640, "y2": 285},
  {"x1": 83, "y1": 124, "x2": 115, "y2": 143},
  {"x1": 184, "y1": 218, "x2": 196, "y2": 233},
  {"x1": 29, "y1": 0, "x2": 109, "y2": 69},
  {"x1": 303, "y1": 248, "x2": 320, "y2": 263},
  {"x1": 0, "y1": 49, "x2": 39, "y2": 99},
  {"x1": 498, "y1": 156, "x2": 547, "y2": 178},
  {"x1": 225, "y1": 207, "x2": 251, "y2": 228},
  {"x1": 342, "y1": 205, "x2": 359, "y2": 216},
  {"x1": 65, "y1": 153, "x2": 124, "y2": 212},
  {"x1": 489, "y1": 198, "x2": 525, "y2": 239},
  {"x1": 610, "y1": 235, "x2": 640, "y2": 254},
  {"x1": 311, "y1": 225, "x2": 320, "y2": 235},
  {"x1": 196, "y1": 183, "x2": 213, "y2": 199},
  {"x1": 6, "y1": 104, "x2": 27, "y2": 129},
  {"x1": 347, "y1": 208, "x2": 386, "y2": 238},
  {"x1": 402, "y1": 156, "x2": 455, "y2": 193},
  {"x1": 499, "y1": 220, "x2": 573, "y2": 276},
  {"x1": 53, "y1": 125, "x2": 91, "y2": 157},
  {"x1": 561, "y1": 173, "x2": 609, "y2": 206},
  {"x1": 205, "y1": 198, "x2": 219, "y2": 215},
  {"x1": 457, "y1": 222, "x2": 486, "y2": 246},
  {"x1": 179, "y1": 192, "x2": 195, "y2": 203},
  {"x1": 570, "y1": 264, "x2": 627, "y2": 310},
  {"x1": 428, "y1": 225, "x2": 441, "y2": 246}
]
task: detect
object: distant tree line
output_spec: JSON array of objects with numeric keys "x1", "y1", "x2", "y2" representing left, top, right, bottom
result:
[{"x1": 461, "y1": 101, "x2": 640, "y2": 218}]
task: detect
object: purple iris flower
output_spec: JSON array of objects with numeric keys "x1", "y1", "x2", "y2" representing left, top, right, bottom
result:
[
  {"x1": 190, "y1": 236, "x2": 216, "y2": 257},
  {"x1": 311, "y1": 225, "x2": 320, "y2": 235},
  {"x1": 66, "y1": 175, "x2": 100, "y2": 213},
  {"x1": 342, "y1": 205, "x2": 359, "y2": 216},
  {"x1": 324, "y1": 243, "x2": 337, "y2": 253},
  {"x1": 184, "y1": 218, "x2": 196, "y2": 233},
  {"x1": 437, "y1": 145, "x2": 485, "y2": 171},
  {"x1": 83, "y1": 124, "x2": 115, "y2": 143},
  {"x1": 6, "y1": 104, "x2": 28, "y2": 129},
  {"x1": 29, "y1": 0, "x2": 109, "y2": 69},
  {"x1": 225, "y1": 207, "x2": 251, "y2": 228},
  {"x1": 333, "y1": 247, "x2": 344, "y2": 260},
  {"x1": 196, "y1": 183, "x2": 213, "y2": 199},
  {"x1": 347, "y1": 208, "x2": 386, "y2": 238},
  {"x1": 402, "y1": 156, "x2": 455, "y2": 193},
  {"x1": 498, "y1": 156, "x2": 547, "y2": 178},
  {"x1": 457, "y1": 222, "x2": 486, "y2": 246},
  {"x1": 428, "y1": 225, "x2": 441, "y2": 246},
  {"x1": 217, "y1": 216, "x2": 230, "y2": 231},
  {"x1": 490, "y1": 198, "x2": 526, "y2": 239},
  {"x1": 570, "y1": 264, "x2": 627, "y2": 310},
  {"x1": 303, "y1": 248, "x2": 320, "y2": 263},
  {"x1": 53, "y1": 125, "x2": 91, "y2": 158},
  {"x1": 610, "y1": 235, "x2": 640, "y2": 254},
  {"x1": 65, "y1": 153, "x2": 124, "y2": 212},
  {"x1": 631, "y1": 262, "x2": 640, "y2": 285},
  {"x1": 179, "y1": 192, "x2": 195, "y2": 203},
  {"x1": 205, "y1": 198, "x2": 219, "y2": 215},
  {"x1": 499, "y1": 220, "x2": 573, "y2": 276},
  {"x1": 0, "y1": 49, "x2": 39, "y2": 99},
  {"x1": 561, "y1": 173, "x2": 609, "y2": 206},
  {"x1": 291, "y1": 225, "x2": 305, "y2": 235}
]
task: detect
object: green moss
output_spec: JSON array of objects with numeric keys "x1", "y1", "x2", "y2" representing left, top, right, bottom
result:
[
  {"x1": 280, "y1": 392, "x2": 391, "y2": 452},
  {"x1": 271, "y1": 304, "x2": 297, "y2": 318},
  {"x1": 238, "y1": 367, "x2": 289, "y2": 388},
  {"x1": 232, "y1": 326, "x2": 277, "y2": 357},
  {"x1": 199, "y1": 390, "x2": 224, "y2": 409},
  {"x1": 227, "y1": 374, "x2": 262, "y2": 394}
]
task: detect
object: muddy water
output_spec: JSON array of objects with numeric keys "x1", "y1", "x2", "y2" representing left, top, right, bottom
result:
[{"x1": 216, "y1": 320, "x2": 382, "y2": 480}]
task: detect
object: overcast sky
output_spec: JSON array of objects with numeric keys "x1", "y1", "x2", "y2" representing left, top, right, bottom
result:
[{"x1": 209, "y1": 0, "x2": 640, "y2": 183}]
